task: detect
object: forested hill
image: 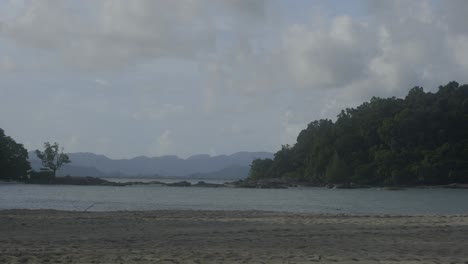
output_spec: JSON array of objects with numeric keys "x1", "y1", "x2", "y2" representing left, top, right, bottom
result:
[{"x1": 249, "y1": 82, "x2": 468, "y2": 186}]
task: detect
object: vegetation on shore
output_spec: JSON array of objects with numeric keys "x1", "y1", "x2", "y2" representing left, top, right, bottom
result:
[
  {"x1": 248, "y1": 82, "x2": 468, "y2": 187},
  {"x1": 0, "y1": 134, "x2": 71, "y2": 183},
  {"x1": 2, "y1": 82, "x2": 468, "y2": 188},
  {"x1": 35, "y1": 142, "x2": 71, "y2": 177},
  {"x1": 0, "y1": 128, "x2": 30, "y2": 181}
]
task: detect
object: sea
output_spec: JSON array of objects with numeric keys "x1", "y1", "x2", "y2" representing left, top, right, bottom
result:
[{"x1": 1, "y1": 178, "x2": 468, "y2": 214}]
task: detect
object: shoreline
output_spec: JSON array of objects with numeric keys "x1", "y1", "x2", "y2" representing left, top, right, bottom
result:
[
  {"x1": 4, "y1": 177, "x2": 468, "y2": 189},
  {"x1": 1, "y1": 209, "x2": 468, "y2": 263}
]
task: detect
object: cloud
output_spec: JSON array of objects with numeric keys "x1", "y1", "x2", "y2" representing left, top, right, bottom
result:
[
  {"x1": 2, "y1": 0, "x2": 467, "y2": 94},
  {"x1": 2, "y1": 0, "x2": 468, "y2": 158},
  {"x1": 437, "y1": 0, "x2": 468, "y2": 35},
  {"x1": 197, "y1": 0, "x2": 468, "y2": 110},
  {"x1": 132, "y1": 103, "x2": 185, "y2": 121},
  {"x1": 363, "y1": 0, "x2": 467, "y2": 93},
  {"x1": 279, "y1": 110, "x2": 308, "y2": 144},
  {"x1": 0, "y1": 0, "x2": 267, "y2": 70},
  {"x1": 0, "y1": 56, "x2": 16, "y2": 72},
  {"x1": 95, "y1": 78, "x2": 110, "y2": 87},
  {"x1": 282, "y1": 15, "x2": 379, "y2": 89},
  {"x1": 448, "y1": 35, "x2": 468, "y2": 72},
  {"x1": 275, "y1": 0, "x2": 468, "y2": 102},
  {"x1": 149, "y1": 129, "x2": 173, "y2": 157}
]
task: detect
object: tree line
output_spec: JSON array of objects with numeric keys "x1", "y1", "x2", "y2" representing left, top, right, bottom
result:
[
  {"x1": 0, "y1": 130, "x2": 70, "y2": 182},
  {"x1": 249, "y1": 82, "x2": 468, "y2": 186}
]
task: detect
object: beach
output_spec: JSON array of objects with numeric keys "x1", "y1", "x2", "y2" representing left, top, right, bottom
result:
[{"x1": 1, "y1": 210, "x2": 467, "y2": 263}]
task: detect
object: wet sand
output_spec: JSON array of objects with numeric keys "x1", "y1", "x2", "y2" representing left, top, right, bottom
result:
[{"x1": 1, "y1": 210, "x2": 467, "y2": 263}]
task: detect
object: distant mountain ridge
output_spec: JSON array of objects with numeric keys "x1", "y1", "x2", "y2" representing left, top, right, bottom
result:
[
  {"x1": 28, "y1": 151, "x2": 273, "y2": 179},
  {"x1": 187, "y1": 165, "x2": 251, "y2": 180}
]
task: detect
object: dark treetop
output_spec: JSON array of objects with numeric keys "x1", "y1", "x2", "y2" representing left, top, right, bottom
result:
[{"x1": 0, "y1": 128, "x2": 30, "y2": 181}]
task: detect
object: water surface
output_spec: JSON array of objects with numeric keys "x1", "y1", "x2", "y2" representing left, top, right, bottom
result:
[{"x1": 1, "y1": 183, "x2": 468, "y2": 214}]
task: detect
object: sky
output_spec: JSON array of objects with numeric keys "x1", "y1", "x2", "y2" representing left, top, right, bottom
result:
[{"x1": 1, "y1": 0, "x2": 468, "y2": 159}]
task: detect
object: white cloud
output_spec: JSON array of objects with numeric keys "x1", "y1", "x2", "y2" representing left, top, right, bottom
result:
[
  {"x1": 275, "y1": 0, "x2": 468, "y2": 103},
  {"x1": 95, "y1": 78, "x2": 110, "y2": 87},
  {"x1": 282, "y1": 16, "x2": 379, "y2": 89},
  {"x1": 149, "y1": 129, "x2": 173, "y2": 156},
  {"x1": 2, "y1": 0, "x2": 468, "y2": 158},
  {"x1": 0, "y1": 0, "x2": 266, "y2": 70}
]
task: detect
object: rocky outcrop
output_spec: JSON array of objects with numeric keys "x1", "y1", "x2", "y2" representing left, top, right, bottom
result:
[
  {"x1": 53, "y1": 176, "x2": 126, "y2": 186},
  {"x1": 192, "y1": 181, "x2": 223, "y2": 187},
  {"x1": 166, "y1": 181, "x2": 191, "y2": 187}
]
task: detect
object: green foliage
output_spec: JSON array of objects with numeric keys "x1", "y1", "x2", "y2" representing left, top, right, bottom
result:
[
  {"x1": 249, "y1": 158, "x2": 274, "y2": 180},
  {"x1": 325, "y1": 152, "x2": 350, "y2": 184},
  {"x1": 35, "y1": 142, "x2": 71, "y2": 176},
  {"x1": 0, "y1": 128, "x2": 31, "y2": 181},
  {"x1": 248, "y1": 82, "x2": 468, "y2": 186}
]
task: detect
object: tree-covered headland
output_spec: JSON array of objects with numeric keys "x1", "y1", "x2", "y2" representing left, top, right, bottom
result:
[{"x1": 249, "y1": 82, "x2": 468, "y2": 186}]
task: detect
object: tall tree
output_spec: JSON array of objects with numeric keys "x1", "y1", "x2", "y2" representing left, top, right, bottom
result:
[
  {"x1": 35, "y1": 142, "x2": 71, "y2": 177},
  {"x1": 0, "y1": 128, "x2": 31, "y2": 181}
]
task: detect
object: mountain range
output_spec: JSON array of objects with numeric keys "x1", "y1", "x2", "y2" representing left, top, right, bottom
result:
[{"x1": 28, "y1": 151, "x2": 273, "y2": 179}]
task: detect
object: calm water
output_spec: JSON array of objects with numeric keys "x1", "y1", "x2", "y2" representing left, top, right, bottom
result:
[{"x1": 1, "y1": 183, "x2": 468, "y2": 214}]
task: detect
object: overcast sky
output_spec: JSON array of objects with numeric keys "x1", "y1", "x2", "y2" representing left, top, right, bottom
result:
[{"x1": 1, "y1": 0, "x2": 468, "y2": 158}]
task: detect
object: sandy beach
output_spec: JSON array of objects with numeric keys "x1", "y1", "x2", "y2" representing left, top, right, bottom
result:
[{"x1": 1, "y1": 210, "x2": 467, "y2": 263}]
